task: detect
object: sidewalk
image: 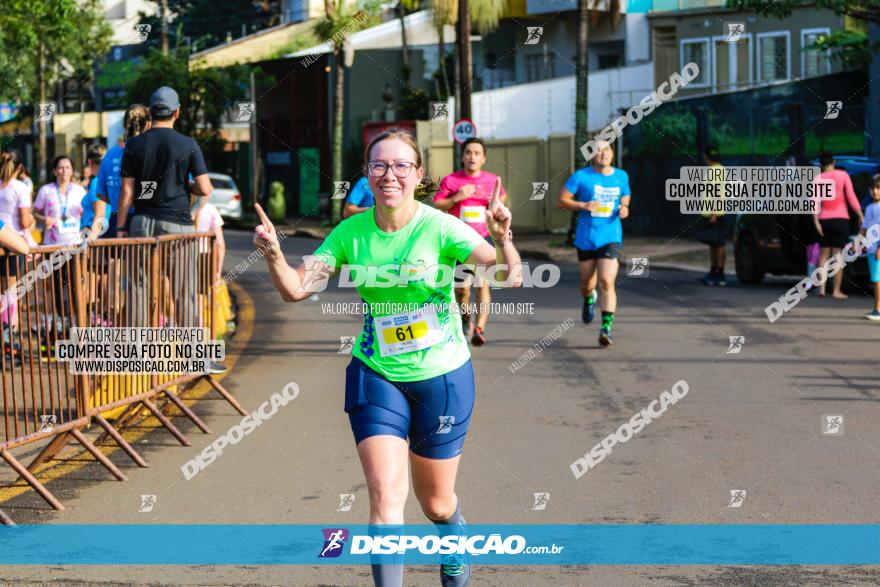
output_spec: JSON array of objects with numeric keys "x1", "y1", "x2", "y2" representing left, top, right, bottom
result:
[
  {"x1": 257, "y1": 218, "x2": 735, "y2": 276},
  {"x1": 514, "y1": 232, "x2": 736, "y2": 275}
]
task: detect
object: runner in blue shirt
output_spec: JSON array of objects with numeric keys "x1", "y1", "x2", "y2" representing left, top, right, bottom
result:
[
  {"x1": 80, "y1": 144, "x2": 111, "y2": 235},
  {"x1": 342, "y1": 176, "x2": 374, "y2": 218},
  {"x1": 557, "y1": 140, "x2": 631, "y2": 346},
  {"x1": 95, "y1": 104, "x2": 151, "y2": 237}
]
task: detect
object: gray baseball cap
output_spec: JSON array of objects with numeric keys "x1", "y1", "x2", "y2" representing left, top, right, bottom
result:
[{"x1": 149, "y1": 86, "x2": 180, "y2": 116}]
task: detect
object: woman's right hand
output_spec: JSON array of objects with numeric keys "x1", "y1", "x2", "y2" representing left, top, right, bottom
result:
[
  {"x1": 254, "y1": 204, "x2": 281, "y2": 259},
  {"x1": 44, "y1": 216, "x2": 56, "y2": 230}
]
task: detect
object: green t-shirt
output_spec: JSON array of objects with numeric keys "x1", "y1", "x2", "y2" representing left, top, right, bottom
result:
[{"x1": 313, "y1": 202, "x2": 486, "y2": 381}]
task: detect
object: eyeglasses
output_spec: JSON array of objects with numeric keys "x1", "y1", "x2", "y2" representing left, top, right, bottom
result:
[{"x1": 366, "y1": 161, "x2": 417, "y2": 178}]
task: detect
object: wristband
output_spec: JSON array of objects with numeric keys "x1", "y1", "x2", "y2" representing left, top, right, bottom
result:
[{"x1": 493, "y1": 230, "x2": 513, "y2": 245}]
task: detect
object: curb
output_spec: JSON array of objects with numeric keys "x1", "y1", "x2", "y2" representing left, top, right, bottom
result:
[
  {"x1": 517, "y1": 248, "x2": 721, "y2": 276},
  {"x1": 287, "y1": 227, "x2": 329, "y2": 240}
]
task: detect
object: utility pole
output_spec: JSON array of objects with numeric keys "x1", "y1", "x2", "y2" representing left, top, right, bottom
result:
[
  {"x1": 36, "y1": 39, "x2": 47, "y2": 185},
  {"x1": 250, "y1": 71, "x2": 259, "y2": 209},
  {"x1": 456, "y1": 0, "x2": 472, "y2": 122},
  {"x1": 160, "y1": 0, "x2": 169, "y2": 55},
  {"x1": 455, "y1": 0, "x2": 471, "y2": 164}
]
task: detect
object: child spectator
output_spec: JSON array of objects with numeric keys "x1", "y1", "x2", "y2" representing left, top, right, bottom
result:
[{"x1": 862, "y1": 174, "x2": 880, "y2": 320}]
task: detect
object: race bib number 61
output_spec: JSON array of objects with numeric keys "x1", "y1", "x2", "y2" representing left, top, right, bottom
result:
[{"x1": 374, "y1": 308, "x2": 443, "y2": 357}]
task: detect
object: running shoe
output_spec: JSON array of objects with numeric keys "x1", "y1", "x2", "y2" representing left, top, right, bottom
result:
[
  {"x1": 865, "y1": 310, "x2": 880, "y2": 321},
  {"x1": 208, "y1": 361, "x2": 228, "y2": 374},
  {"x1": 598, "y1": 326, "x2": 613, "y2": 347},
  {"x1": 717, "y1": 273, "x2": 727, "y2": 287},
  {"x1": 440, "y1": 554, "x2": 471, "y2": 586},
  {"x1": 698, "y1": 273, "x2": 717, "y2": 286},
  {"x1": 471, "y1": 326, "x2": 486, "y2": 347},
  {"x1": 582, "y1": 295, "x2": 596, "y2": 324}
]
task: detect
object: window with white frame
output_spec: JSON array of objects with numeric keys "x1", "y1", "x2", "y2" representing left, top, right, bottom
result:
[
  {"x1": 525, "y1": 53, "x2": 556, "y2": 82},
  {"x1": 757, "y1": 32, "x2": 790, "y2": 82},
  {"x1": 802, "y1": 28, "x2": 831, "y2": 78},
  {"x1": 680, "y1": 38, "x2": 710, "y2": 86}
]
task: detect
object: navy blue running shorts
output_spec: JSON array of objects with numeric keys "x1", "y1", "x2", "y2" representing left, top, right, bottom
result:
[
  {"x1": 576, "y1": 242, "x2": 621, "y2": 261},
  {"x1": 344, "y1": 356, "x2": 475, "y2": 459}
]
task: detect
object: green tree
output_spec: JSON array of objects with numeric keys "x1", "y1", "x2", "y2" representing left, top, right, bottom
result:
[
  {"x1": 150, "y1": 0, "x2": 282, "y2": 52},
  {"x1": 804, "y1": 29, "x2": 873, "y2": 70},
  {"x1": 128, "y1": 41, "x2": 253, "y2": 138},
  {"x1": 315, "y1": 4, "x2": 376, "y2": 222},
  {"x1": 0, "y1": 0, "x2": 112, "y2": 183}
]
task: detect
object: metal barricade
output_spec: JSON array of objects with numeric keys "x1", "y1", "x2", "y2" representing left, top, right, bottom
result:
[{"x1": 0, "y1": 233, "x2": 245, "y2": 523}]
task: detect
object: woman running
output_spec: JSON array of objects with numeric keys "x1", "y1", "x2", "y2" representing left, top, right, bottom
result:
[{"x1": 254, "y1": 129, "x2": 521, "y2": 587}]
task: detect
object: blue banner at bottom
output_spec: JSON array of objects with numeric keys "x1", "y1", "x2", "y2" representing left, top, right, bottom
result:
[{"x1": 0, "y1": 525, "x2": 877, "y2": 565}]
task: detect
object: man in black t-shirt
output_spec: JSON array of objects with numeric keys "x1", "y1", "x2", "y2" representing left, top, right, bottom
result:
[
  {"x1": 117, "y1": 86, "x2": 212, "y2": 235},
  {"x1": 117, "y1": 88, "x2": 217, "y2": 360}
]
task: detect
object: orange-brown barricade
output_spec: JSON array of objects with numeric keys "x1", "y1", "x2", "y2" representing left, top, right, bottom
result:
[{"x1": 0, "y1": 233, "x2": 245, "y2": 524}]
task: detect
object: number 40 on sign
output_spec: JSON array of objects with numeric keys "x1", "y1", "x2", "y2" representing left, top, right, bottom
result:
[{"x1": 453, "y1": 119, "x2": 477, "y2": 144}]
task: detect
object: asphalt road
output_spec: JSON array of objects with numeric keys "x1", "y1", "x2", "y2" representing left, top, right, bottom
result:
[{"x1": 1, "y1": 228, "x2": 879, "y2": 586}]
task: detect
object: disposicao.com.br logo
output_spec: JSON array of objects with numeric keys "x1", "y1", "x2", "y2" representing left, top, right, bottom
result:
[
  {"x1": 297, "y1": 254, "x2": 559, "y2": 291},
  {"x1": 319, "y1": 528, "x2": 349, "y2": 558},
  {"x1": 317, "y1": 528, "x2": 562, "y2": 557}
]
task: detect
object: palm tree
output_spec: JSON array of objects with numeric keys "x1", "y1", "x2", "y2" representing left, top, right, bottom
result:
[
  {"x1": 431, "y1": 0, "x2": 457, "y2": 98},
  {"x1": 317, "y1": 3, "x2": 369, "y2": 222},
  {"x1": 432, "y1": 0, "x2": 504, "y2": 120},
  {"x1": 398, "y1": 0, "x2": 422, "y2": 82},
  {"x1": 575, "y1": 0, "x2": 621, "y2": 155}
]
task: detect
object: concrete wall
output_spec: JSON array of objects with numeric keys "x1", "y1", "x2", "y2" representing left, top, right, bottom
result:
[
  {"x1": 343, "y1": 47, "x2": 435, "y2": 175},
  {"x1": 454, "y1": 61, "x2": 654, "y2": 140},
  {"x1": 625, "y1": 13, "x2": 651, "y2": 62},
  {"x1": 417, "y1": 122, "x2": 576, "y2": 233}
]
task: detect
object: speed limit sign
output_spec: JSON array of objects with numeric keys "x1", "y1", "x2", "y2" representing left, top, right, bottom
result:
[{"x1": 453, "y1": 119, "x2": 477, "y2": 144}]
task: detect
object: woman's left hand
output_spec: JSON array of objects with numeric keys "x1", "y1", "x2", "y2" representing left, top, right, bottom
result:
[{"x1": 485, "y1": 178, "x2": 512, "y2": 240}]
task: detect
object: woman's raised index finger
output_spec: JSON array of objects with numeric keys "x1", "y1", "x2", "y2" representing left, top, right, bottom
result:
[
  {"x1": 492, "y1": 177, "x2": 502, "y2": 203},
  {"x1": 254, "y1": 204, "x2": 273, "y2": 228}
]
